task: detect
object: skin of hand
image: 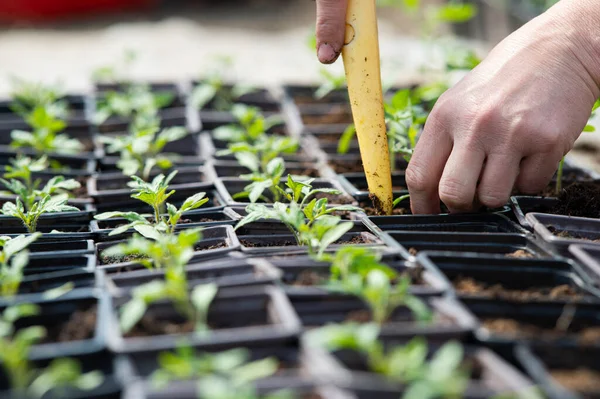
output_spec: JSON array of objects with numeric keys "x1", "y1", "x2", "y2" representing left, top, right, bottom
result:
[{"x1": 315, "y1": 0, "x2": 600, "y2": 214}]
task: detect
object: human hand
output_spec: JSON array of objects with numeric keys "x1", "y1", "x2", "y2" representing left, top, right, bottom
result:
[
  {"x1": 315, "y1": 0, "x2": 348, "y2": 64},
  {"x1": 406, "y1": 0, "x2": 600, "y2": 214}
]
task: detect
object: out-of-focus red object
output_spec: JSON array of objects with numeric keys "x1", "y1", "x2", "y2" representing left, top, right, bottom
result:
[{"x1": 0, "y1": 0, "x2": 157, "y2": 22}]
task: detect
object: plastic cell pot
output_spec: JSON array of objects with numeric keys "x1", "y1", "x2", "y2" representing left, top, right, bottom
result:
[
  {"x1": 234, "y1": 217, "x2": 374, "y2": 238},
  {"x1": 8, "y1": 269, "x2": 99, "y2": 302},
  {"x1": 26, "y1": 239, "x2": 95, "y2": 256},
  {"x1": 0, "y1": 147, "x2": 97, "y2": 177},
  {"x1": 527, "y1": 213, "x2": 600, "y2": 257},
  {"x1": 104, "y1": 257, "x2": 282, "y2": 295},
  {"x1": 301, "y1": 337, "x2": 533, "y2": 399},
  {"x1": 215, "y1": 177, "x2": 355, "y2": 207},
  {"x1": 288, "y1": 289, "x2": 476, "y2": 340},
  {"x1": 0, "y1": 350, "x2": 123, "y2": 399},
  {"x1": 192, "y1": 81, "x2": 280, "y2": 110},
  {"x1": 206, "y1": 159, "x2": 322, "y2": 180},
  {"x1": 384, "y1": 231, "x2": 550, "y2": 260},
  {"x1": 337, "y1": 171, "x2": 407, "y2": 199},
  {"x1": 97, "y1": 134, "x2": 204, "y2": 173},
  {"x1": 0, "y1": 290, "x2": 109, "y2": 359},
  {"x1": 515, "y1": 344, "x2": 600, "y2": 399},
  {"x1": 326, "y1": 153, "x2": 409, "y2": 176},
  {"x1": 266, "y1": 254, "x2": 450, "y2": 297},
  {"x1": 510, "y1": 196, "x2": 560, "y2": 230},
  {"x1": 17, "y1": 253, "x2": 95, "y2": 279},
  {"x1": 105, "y1": 286, "x2": 302, "y2": 353},
  {"x1": 299, "y1": 104, "x2": 354, "y2": 126},
  {"x1": 283, "y1": 85, "x2": 349, "y2": 107},
  {"x1": 417, "y1": 252, "x2": 600, "y2": 304},
  {"x1": 91, "y1": 209, "x2": 236, "y2": 242},
  {"x1": 365, "y1": 213, "x2": 526, "y2": 234},
  {"x1": 460, "y1": 297, "x2": 600, "y2": 348},
  {"x1": 89, "y1": 178, "x2": 224, "y2": 213},
  {"x1": 132, "y1": 377, "x2": 354, "y2": 399},
  {"x1": 199, "y1": 109, "x2": 283, "y2": 132},
  {"x1": 96, "y1": 225, "x2": 241, "y2": 273},
  {"x1": 237, "y1": 231, "x2": 385, "y2": 257}
]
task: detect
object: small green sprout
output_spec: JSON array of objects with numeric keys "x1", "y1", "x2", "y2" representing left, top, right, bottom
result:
[
  {"x1": 1, "y1": 193, "x2": 80, "y2": 234},
  {"x1": 0, "y1": 304, "x2": 103, "y2": 397},
  {"x1": 1, "y1": 156, "x2": 81, "y2": 212},
  {"x1": 236, "y1": 176, "x2": 360, "y2": 258},
  {"x1": 9, "y1": 78, "x2": 68, "y2": 119},
  {"x1": 94, "y1": 84, "x2": 175, "y2": 129},
  {"x1": 314, "y1": 69, "x2": 346, "y2": 100},
  {"x1": 94, "y1": 172, "x2": 208, "y2": 237},
  {"x1": 100, "y1": 125, "x2": 189, "y2": 181},
  {"x1": 213, "y1": 104, "x2": 283, "y2": 144},
  {"x1": 0, "y1": 233, "x2": 41, "y2": 297},
  {"x1": 325, "y1": 247, "x2": 432, "y2": 324},
  {"x1": 10, "y1": 106, "x2": 83, "y2": 155},
  {"x1": 308, "y1": 323, "x2": 469, "y2": 398},
  {"x1": 106, "y1": 229, "x2": 217, "y2": 334},
  {"x1": 151, "y1": 346, "x2": 279, "y2": 390}
]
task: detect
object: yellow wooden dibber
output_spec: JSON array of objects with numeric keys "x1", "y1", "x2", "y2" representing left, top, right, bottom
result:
[{"x1": 342, "y1": 0, "x2": 393, "y2": 215}]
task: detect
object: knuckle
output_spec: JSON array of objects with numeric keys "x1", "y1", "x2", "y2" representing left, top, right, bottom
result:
[
  {"x1": 477, "y1": 190, "x2": 509, "y2": 208},
  {"x1": 405, "y1": 163, "x2": 432, "y2": 193},
  {"x1": 439, "y1": 177, "x2": 471, "y2": 209}
]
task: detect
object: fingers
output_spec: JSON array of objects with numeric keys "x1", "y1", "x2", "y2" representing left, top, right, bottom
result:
[
  {"x1": 438, "y1": 144, "x2": 486, "y2": 213},
  {"x1": 515, "y1": 153, "x2": 562, "y2": 195},
  {"x1": 406, "y1": 120, "x2": 453, "y2": 214},
  {"x1": 316, "y1": 0, "x2": 348, "y2": 64},
  {"x1": 477, "y1": 153, "x2": 522, "y2": 208}
]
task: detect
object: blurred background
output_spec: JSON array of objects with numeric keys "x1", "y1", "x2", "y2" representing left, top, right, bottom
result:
[
  {"x1": 0, "y1": 0, "x2": 543, "y2": 93},
  {"x1": 2, "y1": 0, "x2": 598, "y2": 170}
]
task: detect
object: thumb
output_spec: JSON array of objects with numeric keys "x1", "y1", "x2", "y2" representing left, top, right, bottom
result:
[{"x1": 316, "y1": 0, "x2": 348, "y2": 64}]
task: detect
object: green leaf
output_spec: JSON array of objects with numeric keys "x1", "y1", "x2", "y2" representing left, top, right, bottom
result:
[
  {"x1": 191, "y1": 84, "x2": 218, "y2": 110},
  {"x1": 435, "y1": 3, "x2": 477, "y2": 23},
  {"x1": 337, "y1": 124, "x2": 356, "y2": 154},
  {"x1": 120, "y1": 298, "x2": 147, "y2": 333},
  {"x1": 134, "y1": 225, "x2": 162, "y2": 241},
  {"x1": 42, "y1": 282, "x2": 74, "y2": 300},
  {"x1": 248, "y1": 180, "x2": 273, "y2": 203},
  {"x1": 317, "y1": 221, "x2": 353, "y2": 256},
  {"x1": 180, "y1": 192, "x2": 208, "y2": 212}
]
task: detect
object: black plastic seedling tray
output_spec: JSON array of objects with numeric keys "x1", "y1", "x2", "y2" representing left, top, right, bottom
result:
[
  {"x1": 237, "y1": 231, "x2": 384, "y2": 257},
  {"x1": 96, "y1": 225, "x2": 240, "y2": 272},
  {"x1": 104, "y1": 257, "x2": 281, "y2": 295},
  {"x1": 91, "y1": 210, "x2": 236, "y2": 241},
  {"x1": 570, "y1": 244, "x2": 600, "y2": 287},
  {"x1": 26, "y1": 239, "x2": 95, "y2": 256},
  {"x1": 288, "y1": 291, "x2": 476, "y2": 340},
  {"x1": 516, "y1": 344, "x2": 600, "y2": 399},
  {"x1": 366, "y1": 213, "x2": 527, "y2": 234},
  {"x1": 302, "y1": 336, "x2": 532, "y2": 399},
  {"x1": 13, "y1": 269, "x2": 98, "y2": 300},
  {"x1": 384, "y1": 231, "x2": 549, "y2": 260},
  {"x1": 0, "y1": 349, "x2": 122, "y2": 399},
  {"x1": 510, "y1": 196, "x2": 560, "y2": 229},
  {"x1": 0, "y1": 290, "x2": 108, "y2": 359},
  {"x1": 461, "y1": 297, "x2": 600, "y2": 348},
  {"x1": 527, "y1": 213, "x2": 600, "y2": 257},
  {"x1": 106, "y1": 286, "x2": 301, "y2": 353},
  {"x1": 207, "y1": 159, "x2": 321, "y2": 180},
  {"x1": 215, "y1": 177, "x2": 355, "y2": 206},
  {"x1": 267, "y1": 255, "x2": 450, "y2": 296},
  {"x1": 20, "y1": 254, "x2": 95, "y2": 276},
  {"x1": 418, "y1": 252, "x2": 600, "y2": 304}
]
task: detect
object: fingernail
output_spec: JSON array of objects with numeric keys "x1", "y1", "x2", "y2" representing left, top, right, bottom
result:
[{"x1": 318, "y1": 43, "x2": 338, "y2": 64}]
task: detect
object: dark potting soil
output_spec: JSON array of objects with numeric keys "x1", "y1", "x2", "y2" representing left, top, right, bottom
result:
[
  {"x1": 314, "y1": 191, "x2": 354, "y2": 205},
  {"x1": 547, "y1": 227, "x2": 600, "y2": 242},
  {"x1": 124, "y1": 313, "x2": 265, "y2": 338},
  {"x1": 454, "y1": 276, "x2": 583, "y2": 302},
  {"x1": 100, "y1": 254, "x2": 147, "y2": 265},
  {"x1": 550, "y1": 183, "x2": 600, "y2": 218},
  {"x1": 329, "y1": 160, "x2": 364, "y2": 174},
  {"x1": 43, "y1": 305, "x2": 97, "y2": 344},
  {"x1": 550, "y1": 368, "x2": 600, "y2": 393},
  {"x1": 292, "y1": 264, "x2": 425, "y2": 287},
  {"x1": 360, "y1": 199, "x2": 411, "y2": 216},
  {"x1": 194, "y1": 242, "x2": 228, "y2": 251},
  {"x1": 241, "y1": 235, "x2": 366, "y2": 248},
  {"x1": 301, "y1": 108, "x2": 352, "y2": 125},
  {"x1": 482, "y1": 318, "x2": 600, "y2": 344}
]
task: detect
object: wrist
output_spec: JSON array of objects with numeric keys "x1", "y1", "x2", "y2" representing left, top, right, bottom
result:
[{"x1": 549, "y1": 0, "x2": 600, "y2": 91}]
